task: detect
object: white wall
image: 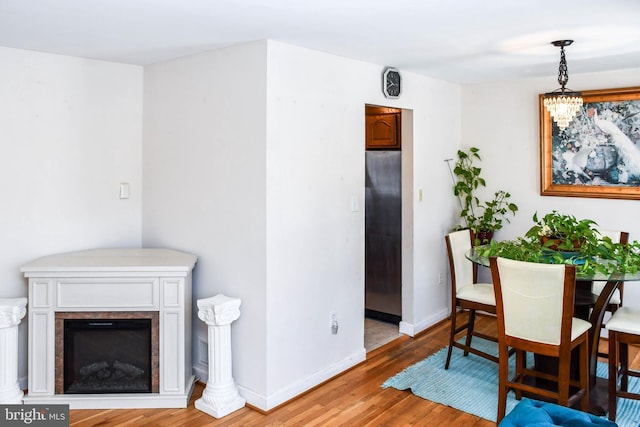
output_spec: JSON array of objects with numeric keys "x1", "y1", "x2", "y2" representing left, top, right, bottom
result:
[
  {"x1": 264, "y1": 42, "x2": 368, "y2": 406},
  {"x1": 142, "y1": 40, "x2": 269, "y2": 396},
  {"x1": 461, "y1": 68, "x2": 640, "y2": 292},
  {"x1": 143, "y1": 39, "x2": 461, "y2": 410},
  {"x1": 0, "y1": 47, "x2": 143, "y2": 385},
  {"x1": 406, "y1": 67, "x2": 463, "y2": 332}
]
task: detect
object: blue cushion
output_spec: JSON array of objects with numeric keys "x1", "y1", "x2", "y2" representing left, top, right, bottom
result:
[{"x1": 498, "y1": 398, "x2": 618, "y2": 427}]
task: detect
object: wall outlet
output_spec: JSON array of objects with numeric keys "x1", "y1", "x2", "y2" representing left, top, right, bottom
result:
[{"x1": 439, "y1": 272, "x2": 444, "y2": 284}]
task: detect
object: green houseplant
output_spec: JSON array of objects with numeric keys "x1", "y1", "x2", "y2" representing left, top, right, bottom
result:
[
  {"x1": 477, "y1": 211, "x2": 640, "y2": 276},
  {"x1": 524, "y1": 210, "x2": 599, "y2": 252},
  {"x1": 452, "y1": 147, "x2": 518, "y2": 242}
]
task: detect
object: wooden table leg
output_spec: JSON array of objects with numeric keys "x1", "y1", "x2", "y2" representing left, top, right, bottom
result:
[{"x1": 587, "y1": 278, "x2": 621, "y2": 416}]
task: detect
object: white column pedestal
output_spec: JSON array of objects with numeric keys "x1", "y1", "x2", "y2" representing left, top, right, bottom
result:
[
  {"x1": 195, "y1": 294, "x2": 245, "y2": 418},
  {"x1": 0, "y1": 297, "x2": 27, "y2": 404}
]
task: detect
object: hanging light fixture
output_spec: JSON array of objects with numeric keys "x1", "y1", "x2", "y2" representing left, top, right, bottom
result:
[{"x1": 543, "y1": 40, "x2": 583, "y2": 131}]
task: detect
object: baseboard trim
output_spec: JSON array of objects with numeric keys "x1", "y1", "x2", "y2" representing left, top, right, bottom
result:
[
  {"x1": 399, "y1": 308, "x2": 448, "y2": 337},
  {"x1": 237, "y1": 348, "x2": 366, "y2": 412}
]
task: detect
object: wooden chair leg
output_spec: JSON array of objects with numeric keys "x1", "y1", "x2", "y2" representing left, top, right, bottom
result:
[
  {"x1": 514, "y1": 350, "x2": 525, "y2": 400},
  {"x1": 620, "y1": 339, "x2": 629, "y2": 391},
  {"x1": 444, "y1": 309, "x2": 458, "y2": 370},
  {"x1": 463, "y1": 309, "x2": 476, "y2": 357},
  {"x1": 497, "y1": 343, "x2": 509, "y2": 423},
  {"x1": 579, "y1": 339, "x2": 589, "y2": 412},
  {"x1": 608, "y1": 330, "x2": 618, "y2": 421},
  {"x1": 557, "y1": 350, "x2": 570, "y2": 407}
]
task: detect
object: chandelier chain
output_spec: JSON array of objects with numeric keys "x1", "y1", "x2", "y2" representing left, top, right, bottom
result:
[{"x1": 557, "y1": 47, "x2": 569, "y2": 90}]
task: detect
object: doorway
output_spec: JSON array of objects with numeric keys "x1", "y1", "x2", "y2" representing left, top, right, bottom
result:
[{"x1": 364, "y1": 105, "x2": 402, "y2": 327}]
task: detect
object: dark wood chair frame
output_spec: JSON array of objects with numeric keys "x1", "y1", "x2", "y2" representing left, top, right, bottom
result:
[{"x1": 490, "y1": 257, "x2": 590, "y2": 423}]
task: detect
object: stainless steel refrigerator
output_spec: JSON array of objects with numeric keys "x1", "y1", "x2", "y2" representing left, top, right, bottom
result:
[{"x1": 365, "y1": 150, "x2": 402, "y2": 323}]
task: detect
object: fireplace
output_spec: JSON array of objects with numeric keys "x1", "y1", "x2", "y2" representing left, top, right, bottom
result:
[
  {"x1": 55, "y1": 312, "x2": 160, "y2": 395},
  {"x1": 21, "y1": 248, "x2": 197, "y2": 409},
  {"x1": 65, "y1": 319, "x2": 150, "y2": 393}
]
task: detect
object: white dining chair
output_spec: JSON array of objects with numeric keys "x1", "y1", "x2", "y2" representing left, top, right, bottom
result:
[
  {"x1": 444, "y1": 229, "x2": 498, "y2": 369},
  {"x1": 490, "y1": 256, "x2": 591, "y2": 423},
  {"x1": 606, "y1": 306, "x2": 640, "y2": 421}
]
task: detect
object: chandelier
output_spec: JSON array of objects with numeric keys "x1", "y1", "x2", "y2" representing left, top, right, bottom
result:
[{"x1": 543, "y1": 40, "x2": 583, "y2": 131}]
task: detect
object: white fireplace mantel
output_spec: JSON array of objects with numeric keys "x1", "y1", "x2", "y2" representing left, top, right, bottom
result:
[{"x1": 21, "y1": 248, "x2": 197, "y2": 409}]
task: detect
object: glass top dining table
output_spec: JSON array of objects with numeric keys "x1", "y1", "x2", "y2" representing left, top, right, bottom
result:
[
  {"x1": 466, "y1": 246, "x2": 640, "y2": 282},
  {"x1": 466, "y1": 246, "x2": 640, "y2": 415}
]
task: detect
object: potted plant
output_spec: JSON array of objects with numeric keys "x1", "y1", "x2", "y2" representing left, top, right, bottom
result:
[
  {"x1": 524, "y1": 210, "x2": 599, "y2": 252},
  {"x1": 452, "y1": 147, "x2": 518, "y2": 243},
  {"x1": 475, "y1": 211, "x2": 640, "y2": 276}
]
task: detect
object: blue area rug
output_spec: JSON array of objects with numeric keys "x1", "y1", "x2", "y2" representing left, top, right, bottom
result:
[{"x1": 382, "y1": 338, "x2": 640, "y2": 426}]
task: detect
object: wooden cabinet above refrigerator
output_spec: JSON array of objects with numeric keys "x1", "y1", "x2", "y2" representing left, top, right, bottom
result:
[{"x1": 365, "y1": 106, "x2": 401, "y2": 150}]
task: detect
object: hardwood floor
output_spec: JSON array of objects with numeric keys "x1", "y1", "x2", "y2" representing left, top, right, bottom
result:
[
  {"x1": 68, "y1": 314, "x2": 638, "y2": 426},
  {"x1": 69, "y1": 315, "x2": 495, "y2": 426}
]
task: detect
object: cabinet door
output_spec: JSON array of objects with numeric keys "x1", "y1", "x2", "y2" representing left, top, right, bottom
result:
[{"x1": 366, "y1": 111, "x2": 401, "y2": 149}]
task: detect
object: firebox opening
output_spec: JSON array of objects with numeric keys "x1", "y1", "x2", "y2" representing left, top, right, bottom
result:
[{"x1": 64, "y1": 318, "x2": 152, "y2": 394}]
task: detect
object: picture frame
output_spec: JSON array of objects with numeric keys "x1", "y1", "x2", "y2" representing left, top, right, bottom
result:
[{"x1": 539, "y1": 86, "x2": 640, "y2": 199}]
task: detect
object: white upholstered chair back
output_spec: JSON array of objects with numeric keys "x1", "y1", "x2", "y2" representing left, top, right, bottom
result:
[
  {"x1": 494, "y1": 257, "x2": 568, "y2": 345},
  {"x1": 447, "y1": 229, "x2": 473, "y2": 290}
]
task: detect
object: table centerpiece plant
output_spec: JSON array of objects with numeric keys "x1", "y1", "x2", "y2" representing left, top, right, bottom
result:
[
  {"x1": 524, "y1": 210, "x2": 599, "y2": 252},
  {"x1": 476, "y1": 210, "x2": 640, "y2": 276}
]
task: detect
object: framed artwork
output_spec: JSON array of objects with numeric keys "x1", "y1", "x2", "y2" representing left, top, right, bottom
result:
[{"x1": 539, "y1": 86, "x2": 640, "y2": 199}]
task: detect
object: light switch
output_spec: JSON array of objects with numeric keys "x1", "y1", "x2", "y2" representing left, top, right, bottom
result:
[
  {"x1": 119, "y1": 183, "x2": 130, "y2": 199},
  {"x1": 351, "y1": 195, "x2": 359, "y2": 212}
]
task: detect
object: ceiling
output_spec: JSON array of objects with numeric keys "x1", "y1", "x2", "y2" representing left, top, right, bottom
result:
[{"x1": 2, "y1": 0, "x2": 640, "y2": 84}]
